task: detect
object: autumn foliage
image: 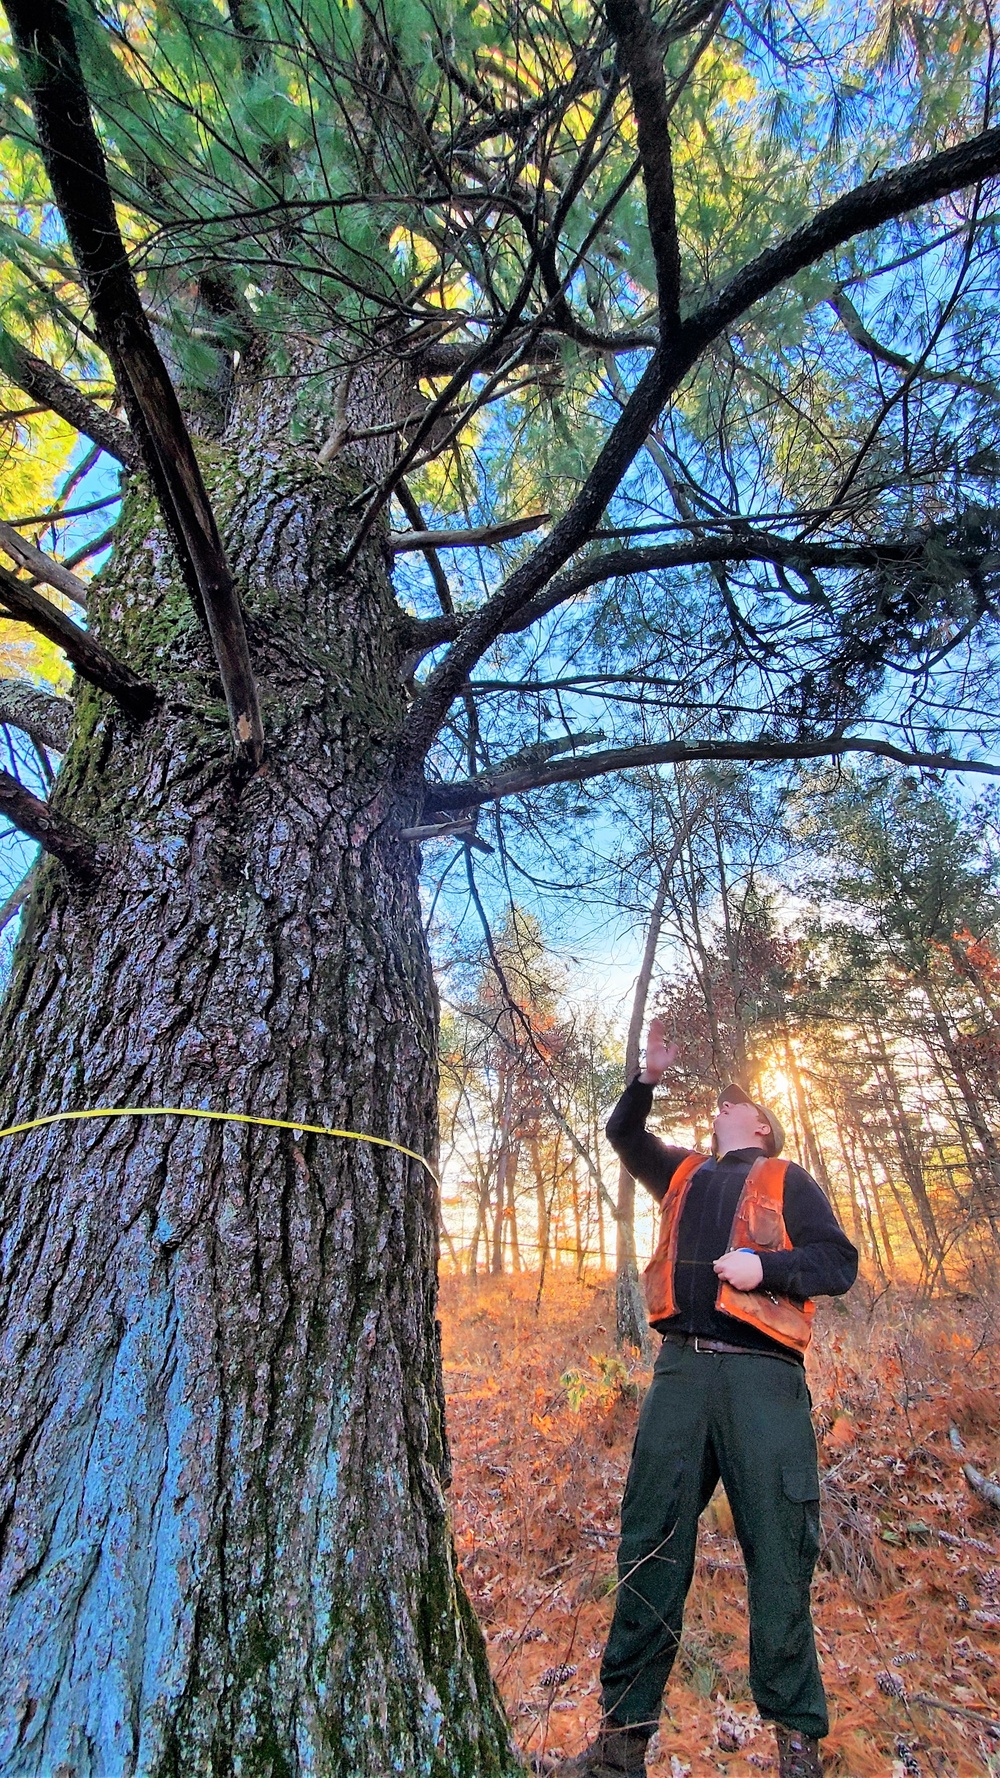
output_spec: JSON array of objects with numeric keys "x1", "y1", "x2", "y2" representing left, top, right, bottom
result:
[{"x1": 441, "y1": 1272, "x2": 1000, "y2": 1777}]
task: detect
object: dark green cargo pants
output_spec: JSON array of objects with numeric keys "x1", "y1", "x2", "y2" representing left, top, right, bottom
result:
[{"x1": 600, "y1": 1339, "x2": 828, "y2": 1739}]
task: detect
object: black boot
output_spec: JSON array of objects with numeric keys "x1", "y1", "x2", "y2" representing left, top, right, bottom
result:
[
  {"x1": 775, "y1": 1726, "x2": 823, "y2": 1778},
  {"x1": 536, "y1": 1718, "x2": 653, "y2": 1775}
]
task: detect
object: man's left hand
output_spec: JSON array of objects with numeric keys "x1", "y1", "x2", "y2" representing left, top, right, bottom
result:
[{"x1": 713, "y1": 1249, "x2": 764, "y2": 1291}]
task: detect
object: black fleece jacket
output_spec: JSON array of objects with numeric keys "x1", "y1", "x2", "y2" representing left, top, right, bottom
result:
[{"x1": 607, "y1": 1078, "x2": 858, "y2": 1358}]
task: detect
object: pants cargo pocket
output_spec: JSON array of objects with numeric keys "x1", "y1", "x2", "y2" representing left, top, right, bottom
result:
[{"x1": 782, "y1": 1465, "x2": 820, "y2": 1574}]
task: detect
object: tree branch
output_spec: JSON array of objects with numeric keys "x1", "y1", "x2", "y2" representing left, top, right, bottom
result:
[
  {"x1": 400, "y1": 612, "x2": 457, "y2": 653},
  {"x1": 606, "y1": 0, "x2": 684, "y2": 334},
  {"x1": 400, "y1": 347, "x2": 672, "y2": 759},
  {"x1": 409, "y1": 326, "x2": 659, "y2": 374},
  {"x1": 963, "y1": 1461, "x2": 1000, "y2": 1510},
  {"x1": 499, "y1": 528, "x2": 1000, "y2": 627},
  {"x1": 389, "y1": 513, "x2": 550, "y2": 553},
  {"x1": 0, "y1": 678, "x2": 73, "y2": 752},
  {"x1": 399, "y1": 526, "x2": 997, "y2": 658},
  {"x1": 0, "y1": 520, "x2": 90, "y2": 608},
  {"x1": 684, "y1": 124, "x2": 1000, "y2": 354},
  {"x1": 399, "y1": 125, "x2": 1000, "y2": 759},
  {"x1": 407, "y1": 330, "x2": 569, "y2": 375},
  {"x1": 0, "y1": 866, "x2": 34, "y2": 934},
  {"x1": 0, "y1": 325, "x2": 140, "y2": 469},
  {"x1": 425, "y1": 734, "x2": 1000, "y2": 812},
  {"x1": 829, "y1": 290, "x2": 999, "y2": 395},
  {"x1": 394, "y1": 481, "x2": 455, "y2": 614},
  {"x1": 0, "y1": 565, "x2": 156, "y2": 719},
  {"x1": 0, "y1": 768, "x2": 99, "y2": 880},
  {"x1": 4, "y1": 0, "x2": 263, "y2": 765}
]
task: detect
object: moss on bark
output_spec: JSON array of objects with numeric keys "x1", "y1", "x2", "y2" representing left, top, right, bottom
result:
[{"x1": 0, "y1": 416, "x2": 524, "y2": 1777}]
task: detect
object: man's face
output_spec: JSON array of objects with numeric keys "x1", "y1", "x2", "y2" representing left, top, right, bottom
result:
[{"x1": 713, "y1": 1096, "x2": 770, "y2": 1154}]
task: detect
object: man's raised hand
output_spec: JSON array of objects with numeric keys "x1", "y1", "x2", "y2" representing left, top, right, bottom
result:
[{"x1": 640, "y1": 1017, "x2": 678, "y2": 1085}]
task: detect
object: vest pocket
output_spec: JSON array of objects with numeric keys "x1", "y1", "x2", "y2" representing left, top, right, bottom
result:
[{"x1": 747, "y1": 1201, "x2": 784, "y2": 1248}]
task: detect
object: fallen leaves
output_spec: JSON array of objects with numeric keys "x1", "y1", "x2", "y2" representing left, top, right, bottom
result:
[{"x1": 441, "y1": 1271, "x2": 1000, "y2": 1777}]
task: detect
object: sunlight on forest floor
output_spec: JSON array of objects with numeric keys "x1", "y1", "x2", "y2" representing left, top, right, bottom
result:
[{"x1": 440, "y1": 1273, "x2": 1000, "y2": 1778}]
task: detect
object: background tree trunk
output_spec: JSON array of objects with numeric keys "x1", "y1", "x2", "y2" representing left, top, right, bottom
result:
[
  {"x1": 614, "y1": 814, "x2": 695, "y2": 1357},
  {"x1": 615, "y1": 902, "x2": 664, "y2": 1355},
  {"x1": 491, "y1": 1071, "x2": 515, "y2": 1276},
  {"x1": 0, "y1": 419, "x2": 520, "y2": 1774}
]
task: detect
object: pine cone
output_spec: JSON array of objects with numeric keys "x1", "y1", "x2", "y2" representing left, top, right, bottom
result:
[
  {"x1": 895, "y1": 1737, "x2": 920, "y2": 1775},
  {"x1": 539, "y1": 1664, "x2": 577, "y2": 1689},
  {"x1": 877, "y1": 1670, "x2": 906, "y2": 1699}
]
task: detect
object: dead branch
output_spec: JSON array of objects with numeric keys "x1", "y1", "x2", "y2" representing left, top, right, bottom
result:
[
  {"x1": 0, "y1": 324, "x2": 140, "y2": 469},
  {"x1": 6, "y1": 0, "x2": 263, "y2": 765},
  {"x1": 389, "y1": 514, "x2": 550, "y2": 552},
  {"x1": 316, "y1": 359, "x2": 358, "y2": 465},
  {"x1": 963, "y1": 1462, "x2": 1000, "y2": 1510},
  {"x1": 0, "y1": 768, "x2": 99, "y2": 880},
  {"x1": 0, "y1": 866, "x2": 34, "y2": 934},
  {"x1": 0, "y1": 565, "x2": 156, "y2": 719},
  {"x1": 394, "y1": 481, "x2": 455, "y2": 619},
  {"x1": 398, "y1": 819, "x2": 493, "y2": 853},
  {"x1": 0, "y1": 520, "x2": 90, "y2": 608},
  {"x1": 912, "y1": 1694, "x2": 1000, "y2": 1738}
]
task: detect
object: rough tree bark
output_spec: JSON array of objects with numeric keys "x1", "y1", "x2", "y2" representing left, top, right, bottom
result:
[{"x1": 0, "y1": 374, "x2": 521, "y2": 1776}]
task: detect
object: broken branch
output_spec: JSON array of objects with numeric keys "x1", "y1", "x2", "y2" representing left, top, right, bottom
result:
[
  {"x1": 0, "y1": 520, "x2": 90, "y2": 608},
  {"x1": 0, "y1": 565, "x2": 156, "y2": 719},
  {"x1": 963, "y1": 1463, "x2": 1000, "y2": 1511},
  {"x1": 0, "y1": 768, "x2": 99, "y2": 880},
  {"x1": 0, "y1": 866, "x2": 34, "y2": 933}
]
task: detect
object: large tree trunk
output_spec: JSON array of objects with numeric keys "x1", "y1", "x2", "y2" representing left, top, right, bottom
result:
[{"x1": 0, "y1": 402, "x2": 520, "y2": 1774}]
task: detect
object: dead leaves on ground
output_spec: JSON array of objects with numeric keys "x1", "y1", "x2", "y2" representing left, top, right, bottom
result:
[{"x1": 441, "y1": 1273, "x2": 1000, "y2": 1777}]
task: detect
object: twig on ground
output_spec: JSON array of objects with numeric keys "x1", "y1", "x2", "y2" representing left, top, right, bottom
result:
[{"x1": 912, "y1": 1694, "x2": 1000, "y2": 1738}]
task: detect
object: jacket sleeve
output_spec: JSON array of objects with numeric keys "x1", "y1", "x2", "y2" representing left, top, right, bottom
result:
[
  {"x1": 605, "y1": 1078, "x2": 696, "y2": 1203},
  {"x1": 756, "y1": 1163, "x2": 859, "y2": 1299}
]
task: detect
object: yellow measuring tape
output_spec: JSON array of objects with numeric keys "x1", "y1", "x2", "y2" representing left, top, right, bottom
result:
[{"x1": 0, "y1": 1106, "x2": 439, "y2": 1185}]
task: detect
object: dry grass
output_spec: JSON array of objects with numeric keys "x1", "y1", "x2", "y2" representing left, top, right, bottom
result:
[{"x1": 440, "y1": 1271, "x2": 1000, "y2": 1778}]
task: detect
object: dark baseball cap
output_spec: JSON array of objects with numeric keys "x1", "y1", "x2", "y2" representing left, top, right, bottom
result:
[{"x1": 717, "y1": 1084, "x2": 785, "y2": 1156}]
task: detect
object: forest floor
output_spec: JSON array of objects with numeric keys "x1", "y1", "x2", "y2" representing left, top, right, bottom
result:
[{"x1": 439, "y1": 1272, "x2": 1000, "y2": 1778}]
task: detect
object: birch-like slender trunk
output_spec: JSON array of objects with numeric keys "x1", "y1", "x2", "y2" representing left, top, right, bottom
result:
[{"x1": 615, "y1": 815, "x2": 695, "y2": 1355}]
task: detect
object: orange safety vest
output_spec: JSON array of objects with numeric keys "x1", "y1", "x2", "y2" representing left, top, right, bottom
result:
[{"x1": 642, "y1": 1152, "x2": 816, "y2": 1355}]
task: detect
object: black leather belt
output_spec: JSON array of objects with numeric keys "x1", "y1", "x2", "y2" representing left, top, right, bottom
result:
[{"x1": 661, "y1": 1331, "x2": 802, "y2": 1366}]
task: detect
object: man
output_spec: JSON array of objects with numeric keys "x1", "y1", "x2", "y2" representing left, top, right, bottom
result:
[{"x1": 546, "y1": 1018, "x2": 857, "y2": 1778}]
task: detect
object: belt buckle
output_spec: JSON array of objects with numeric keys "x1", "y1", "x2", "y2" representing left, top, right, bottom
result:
[{"x1": 693, "y1": 1336, "x2": 707, "y2": 1353}]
